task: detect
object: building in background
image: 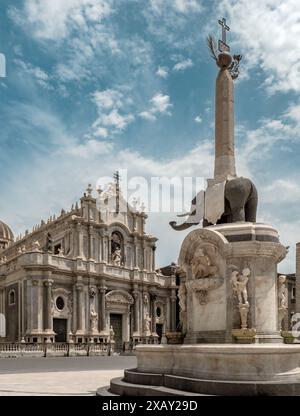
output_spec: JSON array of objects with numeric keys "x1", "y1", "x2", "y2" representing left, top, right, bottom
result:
[{"x1": 0, "y1": 179, "x2": 177, "y2": 352}]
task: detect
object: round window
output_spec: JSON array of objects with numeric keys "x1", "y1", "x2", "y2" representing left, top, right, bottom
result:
[
  {"x1": 56, "y1": 296, "x2": 65, "y2": 311},
  {"x1": 156, "y1": 307, "x2": 161, "y2": 317}
]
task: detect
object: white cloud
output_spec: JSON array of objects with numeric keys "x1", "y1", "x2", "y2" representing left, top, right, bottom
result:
[
  {"x1": 9, "y1": 0, "x2": 113, "y2": 40},
  {"x1": 262, "y1": 179, "x2": 300, "y2": 204},
  {"x1": 67, "y1": 139, "x2": 112, "y2": 158},
  {"x1": 151, "y1": 93, "x2": 172, "y2": 114},
  {"x1": 150, "y1": 0, "x2": 201, "y2": 14},
  {"x1": 173, "y1": 58, "x2": 193, "y2": 72},
  {"x1": 140, "y1": 93, "x2": 173, "y2": 121},
  {"x1": 14, "y1": 58, "x2": 52, "y2": 89},
  {"x1": 139, "y1": 111, "x2": 157, "y2": 121},
  {"x1": 101, "y1": 109, "x2": 134, "y2": 130},
  {"x1": 156, "y1": 66, "x2": 168, "y2": 78},
  {"x1": 219, "y1": 0, "x2": 300, "y2": 93},
  {"x1": 194, "y1": 115, "x2": 202, "y2": 123},
  {"x1": 90, "y1": 88, "x2": 134, "y2": 137},
  {"x1": 92, "y1": 89, "x2": 123, "y2": 110}
]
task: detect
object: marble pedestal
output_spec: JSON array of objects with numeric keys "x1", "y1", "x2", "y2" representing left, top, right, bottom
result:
[{"x1": 179, "y1": 223, "x2": 286, "y2": 344}]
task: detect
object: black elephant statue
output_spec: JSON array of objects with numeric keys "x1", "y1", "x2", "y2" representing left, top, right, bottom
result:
[{"x1": 170, "y1": 177, "x2": 258, "y2": 231}]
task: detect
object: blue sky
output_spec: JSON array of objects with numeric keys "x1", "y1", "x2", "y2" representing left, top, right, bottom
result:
[{"x1": 1, "y1": 0, "x2": 300, "y2": 272}]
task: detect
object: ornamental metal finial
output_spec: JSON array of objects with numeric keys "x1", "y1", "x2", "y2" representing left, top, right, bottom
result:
[{"x1": 207, "y1": 18, "x2": 242, "y2": 80}]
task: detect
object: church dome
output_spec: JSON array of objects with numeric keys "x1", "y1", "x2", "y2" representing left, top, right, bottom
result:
[{"x1": 0, "y1": 220, "x2": 14, "y2": 249}]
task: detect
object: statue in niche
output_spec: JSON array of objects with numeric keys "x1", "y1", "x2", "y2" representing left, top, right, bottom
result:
[
  {"x1": 144, "y1": 314, "x2": 151, "y2": 333},
  {"x1": 231, "y1": 267, "x2": 250, "y2": 306},
  {"x1": 109, "y1": 325, "x2": 115, "y2": 341},
  {"x1": 112, "y1": 248, "x2": 122, "y2": 266},
  {"x1": 90, "y1": 307, "x2": 98, "y2": 332},
  {"x1": 58, "y1": 247, "x2": 64, "y2": 256},
  {"x1": 191, "y1": 246, "x2": 218, "y2": 279},
  {"x1": 111, "y1": 232, "x2": 123, "y2": 266}
]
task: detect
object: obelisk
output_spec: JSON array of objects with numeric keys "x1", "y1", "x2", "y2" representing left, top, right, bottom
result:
[{"x1": 213, "y1": 19, "x2": 236, "y2": 182}]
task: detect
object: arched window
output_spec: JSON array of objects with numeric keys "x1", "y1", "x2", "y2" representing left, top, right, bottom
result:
[
  {"x1": 8, "y1": 290, "x2": 15, "y2": 306},
  {"x1": 111, "y1": 231, "x2": 124, "y2": 266}
]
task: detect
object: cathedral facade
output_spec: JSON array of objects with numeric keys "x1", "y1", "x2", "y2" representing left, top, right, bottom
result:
[{"x1": 0, "y1": 182, "x2": 177, "y2": 351}]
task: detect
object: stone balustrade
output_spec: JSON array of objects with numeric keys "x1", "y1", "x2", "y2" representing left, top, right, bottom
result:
[
  {"x1": 0, "y1": 252, "x2": 173, "y2": 287},
  {"x1": 0, "y1": 342, "x2": 112, "y2": 358}
]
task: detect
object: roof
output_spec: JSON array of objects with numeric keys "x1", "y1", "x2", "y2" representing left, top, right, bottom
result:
[{"x1": 0, "y1": 220, "x2": 14, "y2": 242}]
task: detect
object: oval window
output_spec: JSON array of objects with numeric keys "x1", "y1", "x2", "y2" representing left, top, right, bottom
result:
[
  {"x1": 156, "y1": 307, "x2": 161, "y2": 317},
  {"x1": 56, "y1": 296, "x2": 65, "y2": 311}
]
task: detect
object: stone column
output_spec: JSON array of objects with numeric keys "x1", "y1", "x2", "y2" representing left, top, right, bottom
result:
[
  {"x1": 141, "y1": 213, "x2": 147, "y2": 235},
  {"x1": 32, "y1": 280, "x2": 43, "y2": 333},
  {"x1": 44, "y1": 280, "x2": 54, "y2": 332},
  {"x1": 76, "y1": 223, "x2": 83, "y2": 258},
  {"x1": 88, "y1": 225, "x2": 93, "y2": 260},
  {"x1": 99, "y1": 286, "x2": 107, "y2": 333},
  {"x1": 214, "y1": 63, "x2": 236, "y2": 181},
  {"x1": 0, "y1": 287, "x2": 3, "y2": 314},
  {"x1": 100, "y1": 231, "x2": 105, "y2": 262},
  {"x1": 133, "y1": 237, "x2": 138, "y2": 268},
  {"x1": 132, "y1": 290, "x2": 140, "y2": 335},
  {"x1": 26, "y1": 279, "x2": 33, "y2": 335},
  {"x1": 72, "y1": 283, "x2": 77, "y2": 335},
  {"x1": 150, "y1": 292, "x2": 157, "y2": 334},
  {"x1": 170, "y1": 292, "x2": 177, "y2": 332},
  {"x1": 76, "y1": 284, "x2": 83, "y2": 333},
  {"x1": 141, "y1": 242, "x2": 145, "y2": 270}
]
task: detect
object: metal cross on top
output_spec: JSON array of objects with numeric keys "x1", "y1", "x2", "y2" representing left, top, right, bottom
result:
[
  {"x1": 218, "y1": 17, "x2": 230, "y2": 53},
  {"x1": 113, "y1": 171, "x2": 120, "y2": 188}
]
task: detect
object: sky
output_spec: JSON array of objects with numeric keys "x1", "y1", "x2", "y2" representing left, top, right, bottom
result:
[{"x1": 0, "y1": 0, "x2": 300, "y2": 272}]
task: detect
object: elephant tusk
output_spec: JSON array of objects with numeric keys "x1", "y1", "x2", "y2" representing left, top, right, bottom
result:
[{"x1": 176, "y1": 211, "x2": 193, "y2": 218}]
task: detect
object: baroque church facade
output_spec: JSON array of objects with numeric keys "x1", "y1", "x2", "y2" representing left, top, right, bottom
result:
[{"x1": 0, "y1": 181, "x2": 177, "y2": 351}]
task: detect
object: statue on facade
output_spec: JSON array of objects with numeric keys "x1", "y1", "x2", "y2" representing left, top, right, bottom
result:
[
  {"x1": 32, "y1": 241, "x2": 41, "y2": 252},
  {"x1": 44, "y1": 233, "x2": 53, "y2": 253},
  {"x1": 109, "y1": 325, "x2": 115, "y2": 341},
  {"x1": 144, "y1": 314, "x2": 151, "y2": 333},
  {"x1": 90, "y1": 307, "x2": 98, "y2": 332},
  {"x1": 112, "y1": 248, "x2": 122, "y2": 266}
]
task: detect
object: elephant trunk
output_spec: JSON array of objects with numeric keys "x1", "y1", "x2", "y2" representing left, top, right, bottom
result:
[{"x1": 169, "y1": 221, "x2": 197, "y2": 231}]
